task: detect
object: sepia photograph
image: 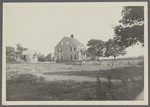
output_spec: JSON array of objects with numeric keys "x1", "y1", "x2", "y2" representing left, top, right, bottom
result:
[{"x1": 2, "y1": 2, "x2": 148, "y2": 105}]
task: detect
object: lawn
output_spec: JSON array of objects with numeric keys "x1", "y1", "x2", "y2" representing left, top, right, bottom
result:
[{"x1": 6, "y1": 59, "x2": 144, "y2": 101}]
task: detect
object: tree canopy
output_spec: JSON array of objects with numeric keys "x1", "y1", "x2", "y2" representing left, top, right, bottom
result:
[
  {"x1": 104, "y1": 39, "x2": 126, "y2": 59},
  {"x1": 87, "y1": 38, "x2": 127, "y2": 60},
  {"x1": 87, "y1": 39, "x2": 105, "y2": 60},
  {"x1": 114, "y1": 24, "x2": 144, "y2": 47},
  {"x1": 119, "y1": 6, "x2": 144, "y2": 25},
  {"x1": 114, "y1": 6, "x2": 144, "y2": 47},
  {"x1": 16, "y1": 43, "x2": 28, "y2": 60}
]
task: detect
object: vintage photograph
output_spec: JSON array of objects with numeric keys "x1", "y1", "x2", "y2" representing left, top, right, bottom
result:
[{"x1": 2, "y1": 2, "x2": 148, "y2": 105}]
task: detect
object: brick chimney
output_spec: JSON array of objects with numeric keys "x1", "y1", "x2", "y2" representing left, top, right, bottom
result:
[{"x1": 71, "y1": 34, "x2": 74, "y2": 38}]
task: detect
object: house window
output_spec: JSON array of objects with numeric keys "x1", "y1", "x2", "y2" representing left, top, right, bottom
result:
[
  {"x1": 71, "y1": 55, "x2": 72, "y2": 60},
  {"x1": 58, "y1": 56, "x2": 59, "y2": 59},
  {"x1": 61, "y1": 56, "x2": 63, "y2": 59},
  {"x1": 74, "y1": 47, "x2": 76, "y2": 51},
  {"x1": 71, "y1": 47, "x2": 72, "y2": 51},
  {"x1": 58, "y1": 48, "x2": 62, "y2": 52},
  {"x1": 74, "y1": 55, "x2": 76, "y2": 59},
  {"x1": 61, "y1": 42, "x2": 63, "y2": 45}
]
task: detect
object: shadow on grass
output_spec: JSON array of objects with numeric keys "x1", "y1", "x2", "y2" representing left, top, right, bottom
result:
[
  {"x1": 6, "y1": 69, "x2": 144, "y2": 101},
  {"x1": 43, "y1": 66, "x2": 144, "y2": 80}
]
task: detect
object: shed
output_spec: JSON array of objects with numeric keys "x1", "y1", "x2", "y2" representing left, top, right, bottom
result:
[{"x1": 22, "y1": 50, "x2": 39, "y2": 63}]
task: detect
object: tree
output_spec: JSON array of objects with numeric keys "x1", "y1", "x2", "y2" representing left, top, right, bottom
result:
[
  {"x1": 87, "y1": 45, "x2": 97, "y2": 60},
  {"x1": 38, "y1": 55, "x2": 45, "y2": 62},
  {"x1": 87, "y1": 39, "x2": 105, "y2": 61},
  {"x1": 104, "y1": 39, "x2": 126, "y2": 59},
  {"x1": 119, "y1": 6, "x2": 144, "y2": 25},
  {"x1": 16, "y1": 43, "x2": 28, "y2": 60},
  {"x1": 6, "y1": 46, "x2": 16, "y2": 63},
  {"x1": 114, "y1": 6, "x2": 144, "y2": 47}
]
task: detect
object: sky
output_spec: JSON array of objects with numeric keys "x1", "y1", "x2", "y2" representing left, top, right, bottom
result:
[{"x1": 3, "y1": 3, "x2": 144, "y2": 57}]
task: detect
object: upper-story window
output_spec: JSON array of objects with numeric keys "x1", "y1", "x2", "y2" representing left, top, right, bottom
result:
[
  {"x1": 58, "y1": 48, "x2": 62, "y2": 52},
  {"x1": 74, "y1": 47, "x2": 76, "y2": 51},
  {"x1": 61, "y1": 42, "x2": 63, "y2": 45}
]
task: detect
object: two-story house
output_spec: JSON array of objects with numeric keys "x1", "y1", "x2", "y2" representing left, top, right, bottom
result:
[{"x1": 54, "y1": 35, "x2": 86, "y2": 62}]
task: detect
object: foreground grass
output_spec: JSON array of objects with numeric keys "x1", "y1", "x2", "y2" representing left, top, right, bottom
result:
[
  {"x1": 6, "y1": 65, "x2": 144, "y2": 101},
  {"x1": 43, "y1": 65, "x2": 144, "y2": 80}
]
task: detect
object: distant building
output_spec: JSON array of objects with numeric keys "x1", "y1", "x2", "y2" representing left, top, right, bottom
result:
[
  {"x1": 45, "y1": 53, "x2": 53, "y2": 61},
  {"x1": 22, "y1": 50, "x2": 38, "y2": 63},
  {"x1": 54, "y1": 34, "x2": 86, "y2": 62}
]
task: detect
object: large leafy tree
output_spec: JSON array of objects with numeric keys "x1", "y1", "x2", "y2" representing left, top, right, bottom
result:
[
  {"x1": 87, "y1": 39, "x2": 105, "y2": 61},
  {"x1": 119, "y1": 6, "x2": 144, "y2": 25},
  {"x1": 104, "y1": 39, "x2": 126, "y2": 59},
  {"x1": 87, "y1": 46, "x2": 97, "y2": 60},
  {"x1": 114, "y1": 6, "x2": 144, "y2": 47}
]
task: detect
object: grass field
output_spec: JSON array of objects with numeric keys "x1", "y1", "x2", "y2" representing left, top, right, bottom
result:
[{"x1": 6, "y1": 59, "x2": 144, "y2": 101}]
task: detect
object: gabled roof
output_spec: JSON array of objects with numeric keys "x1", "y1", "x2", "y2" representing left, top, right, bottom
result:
[
  {"x1": 65, "y1": 37, "x2": 86, "y2": 47},
  {"x1": 55, "y1": 36, "x2": 86, "y2": 48}
]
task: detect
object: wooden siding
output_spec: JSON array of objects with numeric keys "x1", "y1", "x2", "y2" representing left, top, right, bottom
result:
[{"x1": 54, "y1": 37, "x2": 86, "y2": 62}]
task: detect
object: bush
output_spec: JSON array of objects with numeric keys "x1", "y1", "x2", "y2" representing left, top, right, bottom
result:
[
  {"x1": 91, "y1": 57, "x2": 96, "y2": 61},
  {"x1": 6, "y1": 58, "x2": 16, "y2": 64},
  {"x1": 56, "y1": 59, "x2": 64, "y2": 63},
  {"x1": 38, "y1": 55, "x2": 45, "y2": 62},
  {"x1": 95, "y1": 75, "x2": 108, "y2": 100},
  {"x1": 137, "y1": 61, "x2": 144, "y2": 66}
]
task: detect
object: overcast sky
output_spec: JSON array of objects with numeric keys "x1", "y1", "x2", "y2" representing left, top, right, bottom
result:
[{"x1": 3, "y1": 3, "x2": 144, "y2": 57}]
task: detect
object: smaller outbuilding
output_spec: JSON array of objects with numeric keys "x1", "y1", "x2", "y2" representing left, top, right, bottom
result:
[{"x1": 22, "y1": 50, "x2": 39, "y2": 63}]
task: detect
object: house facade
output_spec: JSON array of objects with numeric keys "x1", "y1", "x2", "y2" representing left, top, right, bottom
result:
[{"x1": 54, "y1": 35, "x2": 86, "y2": 62}]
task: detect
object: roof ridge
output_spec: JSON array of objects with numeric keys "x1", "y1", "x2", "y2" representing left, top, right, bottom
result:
[
  {"x1": 55, "y1": 36, "x2": 86, "y2": 48},
  {"x1": 73, "y1": 38, "x2": 86, "y2": 47}
]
